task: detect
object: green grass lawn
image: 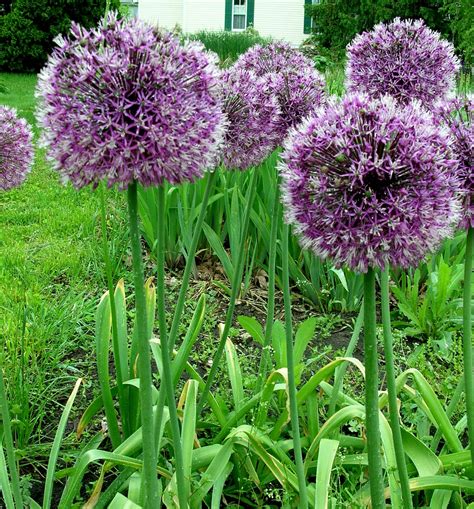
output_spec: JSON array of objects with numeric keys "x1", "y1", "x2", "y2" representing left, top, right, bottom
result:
[{"x1": 0, "y1": 73, "x2": 128, "y2": 461}]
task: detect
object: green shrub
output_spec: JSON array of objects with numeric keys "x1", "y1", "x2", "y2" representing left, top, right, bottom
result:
[
  {"x1": 0, "y1": 0, "x2": 120, "y2": 72},
  {"x1": 442, "y1": 0, "x2": 474, "y2": 65},
  {"x1": 306, "y1": 0, "x2": 471, "y2": 66},
  {"x1": 186, "y1": 29, "x2": 272, "y2": 65}
]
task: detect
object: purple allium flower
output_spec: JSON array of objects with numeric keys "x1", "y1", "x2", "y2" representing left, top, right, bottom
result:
[
  {"x1": 233, "y1": 42, "x2": 325, "y2": 139},
  {"x1": 433, "y1": 95, "x2": 474, "y2": 229},
  {"x1": 279, "y1": 94, "x2": 462, "y2": 273},
  {"x1": 0, "y1": 106, "x2": 34, "y2": 191},
  {"x1": 347, "y1": 18, "x2": 460, "y2": 106},
  {"x1": 219, "y1": 67, "x2": 280, "y2": 170},
  {"x1": 36, "y1": 13, "x2": 225, "y2": 189}
]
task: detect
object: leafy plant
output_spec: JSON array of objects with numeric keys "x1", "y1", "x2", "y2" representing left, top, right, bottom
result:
[
  {"x1": 138, "y1": 153, "x2": 364, "y2": 313},
  {"x1": 186, "y1": 29, "x2": 272, "y2": 65},
  {"x1": 67, "y1": 302, "x2": 474, "y2": 507},
  {"x1": 0, "y1": 0, "x2": 120, "y2": 72},
  {"x1": 392, "y1": 255, "x2": 465, "y2": 345}
]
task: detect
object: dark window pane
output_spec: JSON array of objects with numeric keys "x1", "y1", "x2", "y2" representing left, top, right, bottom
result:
[{"x1": 233, "y1": 14, "x2": 246, "y2": 29}]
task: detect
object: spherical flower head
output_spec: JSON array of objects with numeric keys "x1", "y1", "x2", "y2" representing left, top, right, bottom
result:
[
  {"x1": 234, "y1": 42, "x2": 325, "y2": 139},
  {"x1": 433, "y1": 95, "x2": 474, "y2": 229},
  {"x1": 36, "y1": 13, "x2": 226, "y2": 189},
  {"x1": 347, "y1": 18, "x2": 460, "y2": 106},
  {"x1": 279, "y1": 94, "x2": 462, "y2": 273},
  {"x1": 0, "y1": 106, "x2": 34, "y2": 191},
  {"x1": 219, "y1": 67, "x2": 280, "y2": 170}
]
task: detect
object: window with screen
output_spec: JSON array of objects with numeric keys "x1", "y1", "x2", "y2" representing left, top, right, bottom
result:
[{"x1": 232, "y1": 0, "x2": 247, "y2": 31}]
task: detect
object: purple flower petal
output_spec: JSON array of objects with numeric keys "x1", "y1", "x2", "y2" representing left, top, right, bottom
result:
[
  {"x1": 233, "y1": 42, "x2": 326, "y2": 140},
  {"x1": 279, "y1": 94, "x2": 462, "y2": 272},
  {"x1": 35, "y1": 13, "x2": 226, "y2": 189},
  {"x1": 347, "y1": 18, "x2": 460, "y2": 106},
  {"x1": 0, "y1": 106, "x2": 34, "y2": 191}
]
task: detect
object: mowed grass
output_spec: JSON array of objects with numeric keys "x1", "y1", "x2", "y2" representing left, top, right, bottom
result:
[{"x1": 0, "y1": 73, "x2": 128, "y2": 460}]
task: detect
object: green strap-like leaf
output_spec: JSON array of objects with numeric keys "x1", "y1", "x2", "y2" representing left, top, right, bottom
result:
[
  {"x1": 314, "y1": 439, "x2": 339, "y2": 509},
  {"x1": 225, "y1": 337, "x2": 244, "y2": 413},
  {"x1": 44, "y1": 378, "x2": 82, "y2": 509},
  {"x1": 401, "y1": 428, "x2": 441, "y2": 477},
  {"x1": 109, "y1": 493, "x2": 142, "y2": 509},
  {"x1": 0, "y1": 440, "x2": 14, "y2": 509}
]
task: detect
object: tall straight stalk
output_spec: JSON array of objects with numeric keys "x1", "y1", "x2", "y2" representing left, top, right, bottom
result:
[
  {"x1": 256, "y1": 181, "x2": 280, "y2": 391},
  {"x1": 196, "y1": 169, "x2": 258, "y2": 415},
  {"x1": 155, "y1": 185, "x2": 188, "y2": 507},
  {"x1": 381, "y1": 267, "x2": 413, "y2": 509},
  {"x1": 99, "y1": 185, "x2": 129, "y2": 439},
  {"x1": 127, "y1": 182, "x2": 160, "y2": 507},
  {"x1": 463, "y1": 226, "x2": 474, "y2": 465},
  {"x1": 154, "y1": 171, "x2": 217, "y2": 448},
  {"x1": 0, "y1": 363, "x2": 23, "y2": 508},
  {"x1": 282, "y1": 223, "x2": 308, "y2": 508},
  {"x1": 363, "y1": 268, "x2": 385, "y2": 509}
]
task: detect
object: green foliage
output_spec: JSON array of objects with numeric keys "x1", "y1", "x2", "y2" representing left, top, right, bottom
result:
[
  {"x1": 392, "y1": 256, "x2": 465, "y2": 342},
  {"x1": 0, "y1": 0, "x2": 120, "y2": 72},
  {"x1": 186, "y1": 29, "x2": 272, "y2": 65},
  {"x1": 305, "y1": 0, "x2": 360, "y2": 60},
  {"x1": 0, "y1": 73, "x2": 129, "y2": 460},
  {"x1": 390, "y1": 232, "x2": 470, "y2": 359},
  {"x1": 305, "y1": 0, "x2": 471, "y2": 64},
  {"x1": 57, "y1": 307, "x2": 474, "y2": 507},
  {"x1": 1, "y1": 63, "x2": 473, "y2": 506},
  {"x1": 442, "y1": 0, "x2": 474, "y2": 65},
  {"x1": 139, "y1": 151, "x2": 363, "y2": 313}
]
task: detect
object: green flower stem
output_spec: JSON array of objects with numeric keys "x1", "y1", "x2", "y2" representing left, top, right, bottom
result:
[
  {"x1": 153, "y1": 171, "x2": 217, "y2": 453},
  {"x1": 127, "y1": 182, "x2": 160, "y2": 507},
  {"x1": 99, "y1": 184, "x2": 129, "y2": 440},
  {"x1": 463, "y1": 226, "x2": 474, "y2": 466},
  {"x1": 282, "y1": 222, "x2": 308, "y2": 508},
  {"x1": 196, "y1": 168, "x2": 258, "y2": 415},
  {"x1": 363, "y1": 268, "x2": 385, "y2": 509},
  {"x1": 381, "y1": 267, "x2": 413, "y2": 509},
  {"x1": 0, "y1": 362, "x2": 23, "y2": 508},
  {"x1": 155, "y1": 184, "x2": 188, "y2": 508},
  {"x1": 256, "y1": 180, "x2": 280, "y2": 392}
]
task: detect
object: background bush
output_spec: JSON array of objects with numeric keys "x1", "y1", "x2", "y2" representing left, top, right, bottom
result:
[
  {"x1": 186, "y1": 29, "x2": 272, "y2": 65},
  {"x1": 306, "y1": 0, "x2": 473, "y2": 65},
  {"x1": 0, "y1": 0, "x2": 120, "y2": 72}
]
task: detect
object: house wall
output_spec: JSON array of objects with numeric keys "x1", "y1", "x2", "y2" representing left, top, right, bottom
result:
[
  {"x1": 184, "y1": 1, "x2": 226, "y2": 32},
  {"x1": 138, "y1": 0, "x2": 307, "y2": 46},
  {"x1": 254, "y1": 0, "x2": 307, "y2": 45},
  {"x1": 138, "y1": 0, "x2": 182, "y2": 29}
]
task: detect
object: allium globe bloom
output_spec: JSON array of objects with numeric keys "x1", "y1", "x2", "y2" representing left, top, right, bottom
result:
[
  {"x1": 433, "y1": 95, "x2": 474, "y2": 229},
  {"x1": 36, "y1": 13, "x2": 225, "y2": 189},
  {"x1": 0, "y1": 106, "x2": 34, "y2": 191},
  {"x1": 233, "y1": 42, "x2": 325, "y2": 139},
  {"x1": 347, "y1": 18, "x2": 460, "y2": 105},
  {"x1": 279, "y1": 94, "x2": 462, "y2": 273},
  {"x1": 219, "y1": 67, "x2": 280, "y2": 170}
]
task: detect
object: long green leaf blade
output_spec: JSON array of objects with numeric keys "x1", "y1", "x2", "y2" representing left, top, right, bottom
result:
[
  {"x1": 43, "y1": 378, "x2": 82, "y2": 509},
  {"x1": 314, "y1": 439, "x2": 339, "y2": 509}
]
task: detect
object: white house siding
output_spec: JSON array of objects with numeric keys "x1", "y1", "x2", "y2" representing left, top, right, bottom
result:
[
  {"x1": 183, "y1": 1, "x2": 226, "y2": 33},
  {"x1": 138, "y1": 0, "x2": 308, "y2": 46},
  {"x1": 254, "y1": 0, "x2": 307, "y2": 45},
  {"x1": 138, "y1": 1, "x2": 182, "y2": 29}
]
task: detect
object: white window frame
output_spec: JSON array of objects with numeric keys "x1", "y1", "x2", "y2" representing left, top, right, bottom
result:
[{"x1": 232, "y1": 0, "x2": 247, "y2": 32}]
